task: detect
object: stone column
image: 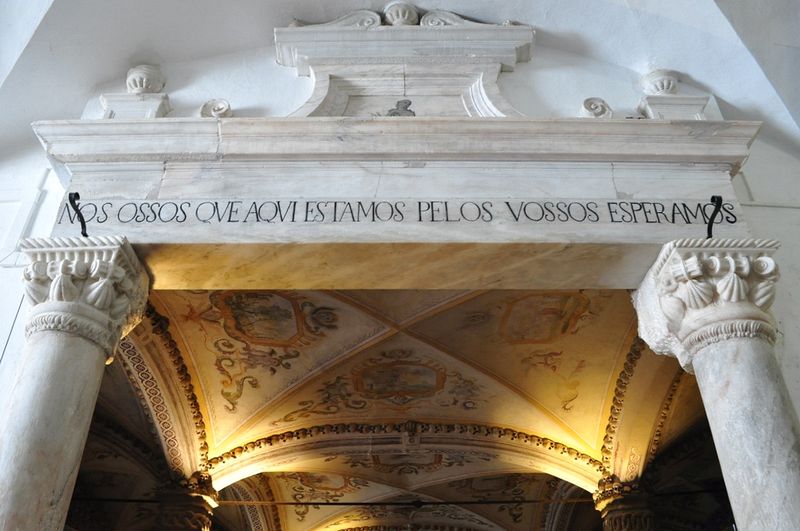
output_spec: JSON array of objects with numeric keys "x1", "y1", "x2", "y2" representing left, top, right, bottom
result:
[
  {"x1": 594, "y1": 479, "x2": 656, "y2": 531},
  {"x1": 634, "y1": 238, "x2": 800, "y2": 531},
  {"x1": 155, "y1": 472, "x2": 217, "y2": 531},
  {"x1": 0, "y1": 236, "x2": 148, "y2": 531}
]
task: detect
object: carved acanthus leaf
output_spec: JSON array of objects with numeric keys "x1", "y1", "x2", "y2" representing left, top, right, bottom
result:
[{"x1": 19, "y1": 236, "x2": 149, "y2": 357}]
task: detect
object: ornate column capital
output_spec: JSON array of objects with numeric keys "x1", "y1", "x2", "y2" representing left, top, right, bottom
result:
[
  {"x1": 593, "y1": 476, "x2": 637, "y2": 512},
  {"x1": 634, "y1": 238, "x2": 780, "y2": 372},
  {"x1": 594, "y1": 479, "x2": 656, "y2": 531},
  {"x1": 155, "y1": 471, "x2": 218, "y2": 531},
  {"x1": 19, "y1": 236, "x2": 149, "y2": 360}
]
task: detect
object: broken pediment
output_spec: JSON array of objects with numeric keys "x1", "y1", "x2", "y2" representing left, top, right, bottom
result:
[{"x1": 274, "y1": 2, "x2": 534, "y2": 117}]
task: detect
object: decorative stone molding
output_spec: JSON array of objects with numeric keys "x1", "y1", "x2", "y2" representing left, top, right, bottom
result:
[
  {"x1": 207, "y1": 420, "x2": 602, "y2": 471},
  {"x1": 274, "y1": 6, "x2": 533, "y2": 76},
  {"x1": 639, "y1": 95, "x2": 709, "y2": 120},
  {"x1": 146, "y1": 304, "x2": 210, "y2": 468},
  {"x1": 640, "y1": 69, "x2": 679, "y2": 96},
  {"x1": 595, "y1": 480, "x2": 657, "y2": 530},
  {"x1": 383, "y1": 1, "x2": 419, "y2": 26},
  {"x1": 19, "y1": 236, "x2": 149, "y2": 359},
  {"x1": 200, "y1": 99, "x2": 232, "y2": 118},
  {"x1": 601, "y1": 498, "x2": 656, "y2": 531},
  {"x1": 600, "y1": 338, "x2": 645, "y2": 473},
  {"x1": 290, "y1": 3, "x2": 503, "y2": 31},
  {"x1": 634, "y1": 238, "x2": 780, "y2": 372},
  {"x1": 273, "y1": 3, "x2": 533, "y2": 117},
  {"x1": 582, "y1": 97, "x2": 613, "y2": 118},
  {"x1": 126, "y1": 64, "x2": 165, "y2": 94},
  {"x1": 420, "y1": 10, "x2": 482, "y2": 27},
  {"x1": 543, "y1": 481, "x2": 584, "y2": 531},
  {"x1": 206, "y1": 420, "x2": 603, "y2": 492},
  {"x1": 155, "y1": 493, "x2": 213, "y2": 531},
  {"x1": 225, "y1": 480, "x2": 279, "y2": 531},
  {"x1": 32, "y1": 118, "x2": 761, "y2": 166},
  {"x1": 155, "y1": 471, "x2": 218, "y2": 531},
  {"x1": 638, "y1": 69, "x2": 709, "y2": 120},
  {"x1": 100, "y1": 92, "x2": 171, "y2": 119},
  {"x1": 117, "y1": 337, "x2": 187, "y2": 473},
  {"x1": 99, "y1": 64, "x2": 170, "y2": 119},
  {"x1": 118, "y1": 304, "x2": 210, "y2": 475},
  {"x1": 646, "y1": 370, "x2": 684, "y2": 465}
]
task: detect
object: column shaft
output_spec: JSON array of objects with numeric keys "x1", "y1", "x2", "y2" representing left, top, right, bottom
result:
[
  {"x1": 0, "y1": 236, "x2": 148, "y2": 531},
  {"x1": 693, "y1": 337, "x2": 800, "y2": 530},
  {"x1": 634, "y1": 238, "x2": 800, "y2": 531},
  {"x1": 0, "y1": 333, "x2": 105, "y2": 530}
]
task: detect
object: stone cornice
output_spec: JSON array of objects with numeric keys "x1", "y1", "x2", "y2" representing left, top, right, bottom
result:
[
  {"x1": 634, "y1": 238, "x2": 780, "y2": 371},
  {"x1": 33, "y1": 118, "x2": 760, "y2": 171},
  {"x1": 18, "y1": 236, "x2": 149, "y2": 357}
]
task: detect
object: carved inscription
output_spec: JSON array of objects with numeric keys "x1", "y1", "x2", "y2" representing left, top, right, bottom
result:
[{"x1": 58, "y1": 198, "x2": 738, "y2": 227}]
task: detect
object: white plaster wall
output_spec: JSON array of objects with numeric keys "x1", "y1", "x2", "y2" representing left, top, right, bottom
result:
[
  {"x1": 0, "y1": 0, "x2": 53, "y2": 87},
  {"x1": 736, "y1": 136, "x2": 800, "y2": 415},
  {"x1": 0, "y1": 146, "x2": 63, "y2": 416}
]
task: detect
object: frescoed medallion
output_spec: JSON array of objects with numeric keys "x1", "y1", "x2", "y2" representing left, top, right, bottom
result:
[
  {"x1": 274, "y1": 349, "x2": 484, "y2": 425},
  {"x1": 354, "y1": 357, "x2": 445, "y2": 406},
  {"x1": 212, "y1": 291, "x2": 303, "y2": 346},
  {"x1": 499, "y1": 292, "x2": 589, "y2": 344},
  {"x1": 199, "y1": 291, "x2": 340, "y2": 411}
]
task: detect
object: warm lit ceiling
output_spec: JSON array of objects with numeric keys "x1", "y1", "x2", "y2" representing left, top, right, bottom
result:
[{"x1": 83, "y1": 289, "x2": 706, "y2": 530}]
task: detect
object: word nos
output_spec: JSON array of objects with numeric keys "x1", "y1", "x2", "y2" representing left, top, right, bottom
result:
[{"x1": 57, "y1": 199, "x2": 738, "y2": 226}]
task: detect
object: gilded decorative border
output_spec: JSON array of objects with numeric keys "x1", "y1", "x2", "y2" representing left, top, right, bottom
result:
[
  {"x1": 646, "y1": 369, "x2": 684, "y2": 465},
  {"x1": 117, "y1": 337, "x2": 185, "y2": 472},
  {"x1": 146, "y1": 303, "x2": 210, "y2": 469},
  {"x1": 228, "y1": 485, "x2": 265, "y2": 531},
  {"x1": 207, "y1": 420, "x2": 602, "y2": 472},
  {"x1": 600, "y1": 337, "x2": 646, "y2": 472}
]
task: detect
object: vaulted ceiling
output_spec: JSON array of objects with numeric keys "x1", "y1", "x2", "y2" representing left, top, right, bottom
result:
[{"x1": 75, "y1": 289, "x2": 708, "y2": 530}]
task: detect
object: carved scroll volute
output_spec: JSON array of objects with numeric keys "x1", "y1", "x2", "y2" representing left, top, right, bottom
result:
[{"x1": 635, "y1": 239, "x2": 781, "y2": 371}]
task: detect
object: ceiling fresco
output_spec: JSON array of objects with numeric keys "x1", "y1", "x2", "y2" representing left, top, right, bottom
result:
[
  {"x1": 150, "y1": 289, "x2": 636, "y2": 459},
  {"x1": 79, "y1": 289, "x2": 708, "y2": 530}
]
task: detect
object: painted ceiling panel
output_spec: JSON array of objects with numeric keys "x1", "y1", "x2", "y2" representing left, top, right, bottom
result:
[
  {"x1": 154, "y1": 290, "x2": 390, "y2": 451},
  {"x1": 408, "y1": 290, "x2": 636, "y2": 447}
]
